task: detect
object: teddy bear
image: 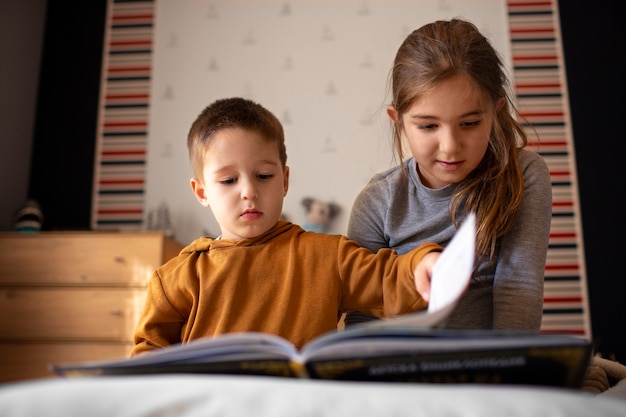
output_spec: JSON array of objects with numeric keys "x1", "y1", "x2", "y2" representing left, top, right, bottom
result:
[{"x1": 301, "y1": 197, "x2": 341, "y2": 233}]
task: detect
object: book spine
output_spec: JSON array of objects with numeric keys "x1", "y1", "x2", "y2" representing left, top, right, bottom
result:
[{"x1": 304, "y1": 345, "x2": 591, "y2": 387}]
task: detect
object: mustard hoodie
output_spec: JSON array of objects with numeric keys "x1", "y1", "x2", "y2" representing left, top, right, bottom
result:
[{"x1": 132, "y1": 221, "x2": 441, "y2": 354}]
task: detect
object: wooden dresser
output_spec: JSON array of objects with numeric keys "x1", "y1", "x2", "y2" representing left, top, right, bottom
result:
[{"x1": 0, "y1": 231, "x2": 184, "y2": 383}]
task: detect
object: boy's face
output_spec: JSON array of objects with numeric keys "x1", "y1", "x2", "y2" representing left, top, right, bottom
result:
[{"x1": 190, "y1": 127, "x2": 289, "y2": 240}]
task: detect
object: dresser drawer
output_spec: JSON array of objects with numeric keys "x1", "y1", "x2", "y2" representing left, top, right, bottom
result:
[
  {"x1": 0, "y1": 232, "x2": 179, "y2": 286},
  {"x1": 0, "y1": 341, "x2": 132, "y2": 382},
  {"x1": 0, "y1": 231, "x2": 183, "y2": 383},
  {"x1": 0, "y1": 287, "x2": 147, "y2": 340}
]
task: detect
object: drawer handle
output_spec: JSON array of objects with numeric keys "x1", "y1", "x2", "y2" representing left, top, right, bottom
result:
[
  {"x1": 114, "y1": 256, "x2": 125, "y2": 263},
  {"x1": 111, "y1": 309, "x2": 122, "y2": 316}
]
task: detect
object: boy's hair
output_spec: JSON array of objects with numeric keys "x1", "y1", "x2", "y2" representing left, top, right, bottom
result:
[{"x1": 187, "y1": 97, "x2": 287, "y2": 180}]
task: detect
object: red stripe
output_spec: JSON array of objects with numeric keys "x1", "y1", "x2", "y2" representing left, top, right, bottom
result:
[
  {"x1": 549, "y1": 170, "x2": 570, "y2": 176},
  {"x1": 527, "y1": 140, "x2": 566, "y2": 145},
  {"x1": 510, "y1": 28, "x2": 555, "y2": 35},
  {"x1": 507, "y1": 1, "x2": 552, "y2": 7},
  {"x1": 544, "y1": 297, "x2": 582, "y2": 303},
  {"x1": 552, "y1": 201, "x2": 573, "y2": 207},
  {"x1": 541, "y1": 329, "x2": 586, "y2": 335},
  {"x1": 513, "y1": 55, "x2": 558, "y2": 61},
  {"x1": 545, "y1": 264, "x2": 579, "y2": 270},
  {"x1": 103, "y1": 122, "x2": 147, "y2": 128},
  {"x1": 108, "y1": 67, "x2": 151, "y2": 73},
  {"x1": 99, "y1": 179, "x2": 145, "y2": 185},
  {"x1": 550, "y1": 232, "x2": 576, "y2": 238},
  {"x1": 110, "y1": 40, "x2": 152, "y2": 47}
]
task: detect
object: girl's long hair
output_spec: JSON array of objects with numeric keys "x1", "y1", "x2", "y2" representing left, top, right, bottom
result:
[{"x1": 389, "y1": 18, "x2": 527, "y2": 262}]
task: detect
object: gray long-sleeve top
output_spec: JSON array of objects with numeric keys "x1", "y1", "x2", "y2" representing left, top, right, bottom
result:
[{"x1": 347, "y1": 148, "x2": 552, "y2": 332}]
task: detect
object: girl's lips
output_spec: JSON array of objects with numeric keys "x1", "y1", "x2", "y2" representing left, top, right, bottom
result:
[{"x1": 438, "y1": 160, "x2": 463, "y2": 170}]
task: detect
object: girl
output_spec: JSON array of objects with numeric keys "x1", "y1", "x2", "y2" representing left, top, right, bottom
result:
[{"x1": 346, "y1": 19, "x2": 552, "y2": 332}]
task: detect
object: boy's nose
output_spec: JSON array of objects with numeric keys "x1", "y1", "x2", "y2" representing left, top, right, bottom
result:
[{"x1": 241, "y1": 181, "x2": 258, "y2": 200}]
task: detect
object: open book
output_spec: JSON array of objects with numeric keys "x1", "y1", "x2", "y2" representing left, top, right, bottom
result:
[{"x1": 50, "y1": 214, "x2": 592, "y2": 388}]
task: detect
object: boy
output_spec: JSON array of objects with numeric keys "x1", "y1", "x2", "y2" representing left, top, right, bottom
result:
[{"x1": 132, "y1": 97, "x2": 442, "y2": 355}]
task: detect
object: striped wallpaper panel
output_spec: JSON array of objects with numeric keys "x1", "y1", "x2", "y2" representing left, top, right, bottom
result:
[
  {"x1": 91, "y1": 0, "x2": 590, "y2": 337},
  {"x1": 91, "y1": 0, "x2": 154, "y2": 229},
  {"x1": 508, "y1": 0, "x2": 590, "y2": 336}
]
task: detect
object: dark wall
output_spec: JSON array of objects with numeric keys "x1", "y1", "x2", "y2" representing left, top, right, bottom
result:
[
  {"x1": 30, "y1": 1, "x2": 626, "y2": 362},
  {"x1": 28, "y1": 0, "x2": 107, "y2": 230},
  {"x1": 558, "y1": 0, "x2": 626, "y2": 362},
  {"x1": 0, "y1": 0, "x2": 47, "y2": 231}
]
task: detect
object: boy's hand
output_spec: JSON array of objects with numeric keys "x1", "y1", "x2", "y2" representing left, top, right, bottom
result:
[{"x1": 413, "y1": 251, "x2": 441, "y2": 303}]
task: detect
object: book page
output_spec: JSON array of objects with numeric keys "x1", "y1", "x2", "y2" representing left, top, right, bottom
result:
[
  {"x1": 428, "y1": 212, "x2": 475, "y2": 313},
  {"x1": 50, "y1": 332, "x2": 297, "y2": 375}
]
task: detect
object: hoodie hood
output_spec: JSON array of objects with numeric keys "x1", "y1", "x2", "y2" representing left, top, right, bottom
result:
[{"x1": 181, "y1": 220, "x2": 300, "y2": 254}]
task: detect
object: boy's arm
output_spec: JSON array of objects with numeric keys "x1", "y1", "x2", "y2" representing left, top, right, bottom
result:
[
  {"x1": 379, "y1": 241, "x2": 442, "y2": 316},
  {"x1": 334, "y1": 237, "x2": 443, "y2": 318},
  {"x1": 132, "y1": 271, "x2": 185, "y2": 356}
]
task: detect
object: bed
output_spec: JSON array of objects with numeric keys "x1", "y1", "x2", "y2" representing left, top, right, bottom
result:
[{"x1": 1, "y1": 368, "x2": 625, "y2": 417}]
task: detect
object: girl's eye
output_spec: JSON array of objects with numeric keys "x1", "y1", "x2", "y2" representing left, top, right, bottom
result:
[
  {"x1": 417, "y1": 123, "x2": 436, "y2": 130},
  {"x1": 462, "y1": 120, "x2": 481, "y2": 127}
]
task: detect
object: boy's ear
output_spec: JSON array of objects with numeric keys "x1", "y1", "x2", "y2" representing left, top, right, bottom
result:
[
  {"x1": 386, "y1": 105, "x2": 399, "y2": 123},
  {"x1": 283, "y1": 166, "x2": 290, "y2": 196},
  {"x1": 190, "y1": 178, "x2": 210, "y2": 207}
]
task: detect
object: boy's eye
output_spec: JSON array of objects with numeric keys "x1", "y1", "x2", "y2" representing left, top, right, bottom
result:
[
  {"x1": 257, "y1": 173, "x2": 274, "y2": 180},
  {"x1": 219, "y1": 178, "x2": 236, "y2": 185}
]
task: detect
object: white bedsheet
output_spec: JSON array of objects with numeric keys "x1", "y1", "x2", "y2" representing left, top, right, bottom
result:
[{"x1": 1, "y1": 375, "x2": 625, "y2": 417}]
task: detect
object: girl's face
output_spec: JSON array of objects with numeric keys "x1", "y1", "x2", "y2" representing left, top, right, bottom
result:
[
  {"x1": 388, "y1": 74, "x2": 495, "y2": 189},
  {"x1": 190, "y1": 127, "x2": 289, "y2": 240}
]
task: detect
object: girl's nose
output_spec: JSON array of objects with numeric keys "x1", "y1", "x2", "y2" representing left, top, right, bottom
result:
[{"x1": 439, "y1": 127, "x2": 462, "y2": 154}]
